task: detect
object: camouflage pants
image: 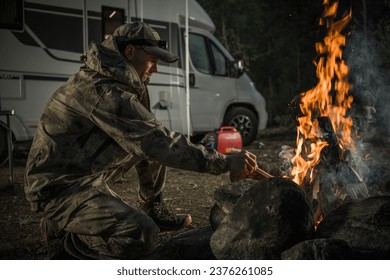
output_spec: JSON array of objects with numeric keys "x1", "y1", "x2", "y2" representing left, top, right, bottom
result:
[
  {"x1": 41, "y1": 184, "x2": 160, "y2": 259},
  {"x1": 135, "y1": 160, "x2": 167, "y2": 201}
]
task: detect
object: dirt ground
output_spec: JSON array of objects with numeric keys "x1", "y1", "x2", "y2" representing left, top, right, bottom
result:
[{"x1": 0, "y1": 127, "x2": 297, "y2": 260}]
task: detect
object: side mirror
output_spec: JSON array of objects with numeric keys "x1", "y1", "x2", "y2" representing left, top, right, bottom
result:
[
  {"x1": 229, "y1": 59, "x2": 244, "y2": 78},
  {"x1": 235, "y1": 59, "x2": 244, "y2": 76}
]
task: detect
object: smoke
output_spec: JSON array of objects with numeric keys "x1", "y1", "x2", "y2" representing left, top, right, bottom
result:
[
  {"x1": 344, "y1": 30, "x2": 390, "y2": 138},
  {"x1": 343, "y1": 30, "x2": 390, "y2": 195}
]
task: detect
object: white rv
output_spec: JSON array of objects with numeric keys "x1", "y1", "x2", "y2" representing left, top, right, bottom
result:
[{"x1": 0, "y1": 0, "x2": 268, "y2": 164}]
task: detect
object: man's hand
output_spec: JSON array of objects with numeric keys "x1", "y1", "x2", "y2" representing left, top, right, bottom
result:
[{"x1": 228, "y1": 150, "x2": 258, "y2": 182}]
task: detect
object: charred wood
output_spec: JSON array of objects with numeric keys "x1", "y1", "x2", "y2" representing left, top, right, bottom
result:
[{"x1": 316, "y1": 116, "x2": 369, "y2": 217}]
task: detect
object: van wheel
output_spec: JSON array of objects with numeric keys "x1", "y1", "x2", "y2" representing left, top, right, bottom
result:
[
  {"x1": 0, "y1": 125, "x2": 9, "y2": 166},
  {"x1": 223, "y1": 107, "x2": 258, "y2": 146}
]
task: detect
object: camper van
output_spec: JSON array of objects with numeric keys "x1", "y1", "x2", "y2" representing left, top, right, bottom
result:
[{"x1": 0, "y1": 0, "x2": 268, "y2": 164}]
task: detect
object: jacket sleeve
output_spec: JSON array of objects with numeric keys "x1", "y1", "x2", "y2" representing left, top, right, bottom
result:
[{"x1": 89, "y1": 87, "x2": 229, "y2": 175}]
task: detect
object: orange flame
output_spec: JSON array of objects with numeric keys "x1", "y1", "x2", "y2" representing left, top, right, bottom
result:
[{"x1": 291, "y1": 1, "x2": 353, "y2": 186}]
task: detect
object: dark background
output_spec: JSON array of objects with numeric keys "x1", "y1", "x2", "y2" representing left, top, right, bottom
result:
[{"x1": 197, "y1": 0, "x2": 390, "y2": 135}]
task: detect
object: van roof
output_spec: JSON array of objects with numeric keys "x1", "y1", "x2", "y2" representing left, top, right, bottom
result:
[{"x1": 143, "y1": 0, "x2": 216, "y2": 33}]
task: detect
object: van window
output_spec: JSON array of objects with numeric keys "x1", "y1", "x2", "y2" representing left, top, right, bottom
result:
[
  {"x1": 189, "y1": 33, "x2": 212, "y2": 74},
  {"x1": 102, "y1": 6, "x2": 125, "y2": 40},
  {"x1": 0, "y1": 0, "x2": 24, "y2": 31},
  {"x1": 211, "y1": 43, "x2": 227, "y2": 75},
  {"x1": 189, "y1": 33, "x2": 228, "y2": 76},
  {"x1": 19, "y1": 2, "x2": 84, "y2": 53}
]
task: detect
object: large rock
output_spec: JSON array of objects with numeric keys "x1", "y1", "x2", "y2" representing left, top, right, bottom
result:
[
  {"x1": 169, "y1": 226, "x2": 215, "y2": 260},
  {"x1": 281, "y1": 238, "x2": 353, "y2": 260},
  {"x1": 210, "y1": 177, "x2": 314, "y2": 259},
  {"x1": 315, "y1": 195, "x2": 390, "y2": 259},
  {"x1": 209, "y1": 179, "x2": 254, "y2": 230}
]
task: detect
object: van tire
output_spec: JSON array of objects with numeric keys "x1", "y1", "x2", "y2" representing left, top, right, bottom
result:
[
  {"x1": 0, "y1": 124, "x2": 9, "y2": 166},
  {"x1": 223, "y1": 107, "x2": 258, "y2": 146}
]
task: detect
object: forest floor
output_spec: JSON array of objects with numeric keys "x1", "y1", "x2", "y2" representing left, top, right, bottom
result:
[{"x1": 1, "y1": 125, "x2": 389, "y2": 260}]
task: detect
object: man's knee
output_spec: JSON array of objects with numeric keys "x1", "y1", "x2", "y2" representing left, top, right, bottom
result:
[
  {"x1": 73, "y1": 216, "x2": 159, "y2": 259},
  {"x1": 109, "y1": 213, "x2": 160, "y2": 254},
  {"x1": 42, "y1": 212, "x2": 159, "y2": 259},
  {"x1": 40, "y1": 215, "x2": 70, "y2": 259}
]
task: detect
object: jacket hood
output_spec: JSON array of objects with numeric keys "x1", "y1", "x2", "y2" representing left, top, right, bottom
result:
[{"x1": 83, "y1": 35, "x2": 145, "y2": 94}]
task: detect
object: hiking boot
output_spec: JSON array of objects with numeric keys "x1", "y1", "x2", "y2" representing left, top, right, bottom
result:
[{"x1": 140, "y1": 196, "x2": 192, "y2": 231}]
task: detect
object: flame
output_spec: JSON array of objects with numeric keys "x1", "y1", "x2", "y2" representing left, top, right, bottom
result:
[{"x1": 291, "y1": 0, "x2": 353, "y2": 186}]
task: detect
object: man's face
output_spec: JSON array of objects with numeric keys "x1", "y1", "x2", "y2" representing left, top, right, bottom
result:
[{"x1": 125, "y1": 46, "x2": 158, "y2": 82}]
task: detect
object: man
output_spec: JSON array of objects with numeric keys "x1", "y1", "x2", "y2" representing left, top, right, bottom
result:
[{"x1": 24, "y1": 21, "x2": 258, "y2": 259}]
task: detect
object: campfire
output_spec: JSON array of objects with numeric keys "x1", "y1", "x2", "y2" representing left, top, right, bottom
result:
[
  {"x1": 168, "y1": 0, "x2": 390, "y2": 260},
  {"x1": 291, "y1": 0, "x2": 354, "y2": 188},
  {"x1": 288, "y1": 0, "x2": 370, "y2": 222},
  {"x1": 207, "y1": 0, "x2": 389, "y2": 260}
]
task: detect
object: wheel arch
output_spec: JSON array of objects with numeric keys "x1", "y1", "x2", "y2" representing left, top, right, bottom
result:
[{"x1": 223, "y1": 102, "x2": 259, "y2": 126}]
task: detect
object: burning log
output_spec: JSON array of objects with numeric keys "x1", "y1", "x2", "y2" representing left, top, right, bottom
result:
[
  {"x1": 317, "y1": 116, "x2": 342, "y2": 163},
  {"x1": 287, "y1": 0, "x2": 359, "y2": 222},
  {"x1": 316, "y1": 116, "x2": 369, "y2": 217}
]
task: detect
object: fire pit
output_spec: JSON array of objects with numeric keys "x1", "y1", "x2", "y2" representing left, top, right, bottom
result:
[
  {"x1": 165, "y1": 0, "x2": 390, "y2": 261},
  {"x1": 208, "y1": 178, "x2": 390, "y2": 260},
  {"x1": 206, "y1": 0, "x2": 390, "y2": 260}
]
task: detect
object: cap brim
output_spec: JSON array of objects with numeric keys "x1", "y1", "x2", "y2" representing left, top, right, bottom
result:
[{"x1": 143, "y1": 46, "x2": 179, "y2": 63}]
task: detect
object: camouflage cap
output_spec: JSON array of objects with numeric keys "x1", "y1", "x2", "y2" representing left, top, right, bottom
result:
[{"x1": 113, "y1": 21, "x2": 179, "y2": 63}]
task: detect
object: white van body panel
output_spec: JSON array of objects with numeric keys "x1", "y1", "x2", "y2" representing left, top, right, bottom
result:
[{"x1": 0, "y1": 0, "x2": 267, "y2": 148}]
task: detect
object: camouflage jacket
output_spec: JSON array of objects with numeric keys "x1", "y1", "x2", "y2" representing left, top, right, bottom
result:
[{"x1": 24, "y1": 35, "x2": 229, "y2": 205}]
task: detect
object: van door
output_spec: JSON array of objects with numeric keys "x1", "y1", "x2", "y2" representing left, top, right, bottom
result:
[{"x1": 188, "y1": 31, "x2": 237, "y2": 133}]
